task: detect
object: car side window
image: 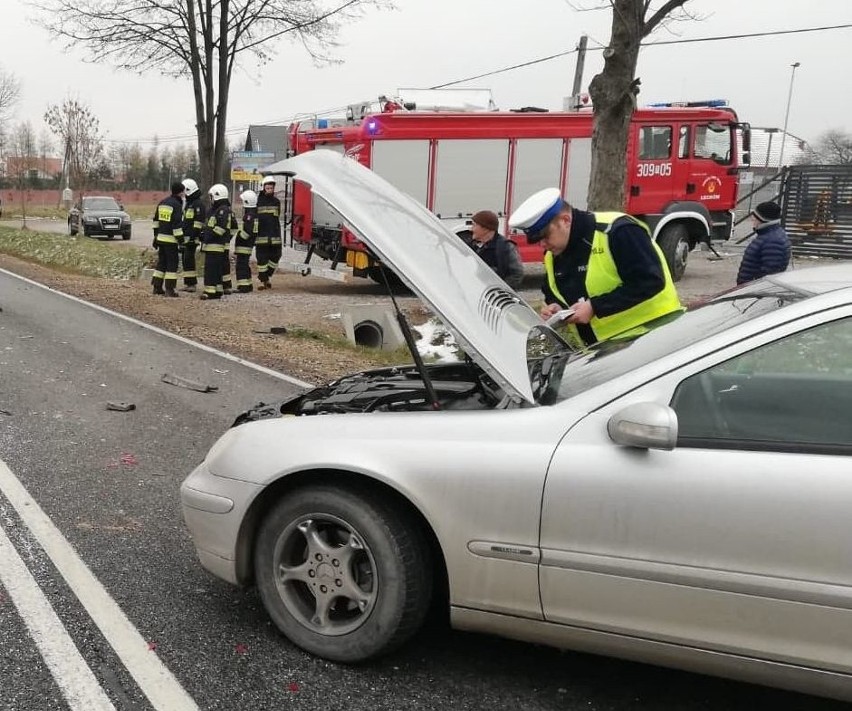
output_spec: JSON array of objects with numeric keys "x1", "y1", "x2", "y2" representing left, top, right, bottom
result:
[{"x1": 671, "y1": 317, "x2": 852, "y2": 451}]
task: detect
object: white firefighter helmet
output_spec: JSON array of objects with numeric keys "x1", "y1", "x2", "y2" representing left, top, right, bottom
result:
[
  {"x1": 240, "y1": 189, "x2": 258, "y2": 208},
  {"x1": 182, "y1": 178, "x2": 199, "y2": 195},
  {"x1": 208, "y1": 183, "x2": 229, "y2": 201},
  {"x1": 261, "y1": 175, "x2": 276, "y2": 188}
]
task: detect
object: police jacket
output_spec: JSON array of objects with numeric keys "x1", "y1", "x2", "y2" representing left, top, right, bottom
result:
[
  {"x1": 182, "y1": 194, "x2": 206, "y2": 243},
  {"x1": 201, "y1": 200, "x2": 235, "y2": 251},
  {"x1": 736, "y1": 221, "x2": 790, "y2": 284},
  {"x1": 476, "y1": 233, "x2": 524, "y2": 289},
  {"x1": 256, "y1": 191, "x2": 281, "y2": 243},
  {"x1": 153, "y1": 195, "x2": 185, "y2": 244},
  {"x1": 543, "y1": 209, "x2": 682, "y2": 345}
]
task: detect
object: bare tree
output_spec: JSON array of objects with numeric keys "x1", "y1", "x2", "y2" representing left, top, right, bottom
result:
[
  {"x1": 34, "y1": 0, "x2": 391, "y2": 189},
  {"x1": 575, "y1": 1, "x2": 693, "y2": 209},
  {"x1": 8, "y1": 121, "x2": 38, "y2": 227},
  {"x1": 44, "y1": 98, "x2": 105, "y2": 198},
  {"x1": 0, "y1": 66, "x2": 22, "y2": 164},
  {"x1": 800, "y1": 130, "x2": 852, "y2": 165}
]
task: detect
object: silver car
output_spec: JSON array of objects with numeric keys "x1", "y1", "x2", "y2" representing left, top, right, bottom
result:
[{"x1": 181, "y1": 150, "x2": 852, "y2": 702}]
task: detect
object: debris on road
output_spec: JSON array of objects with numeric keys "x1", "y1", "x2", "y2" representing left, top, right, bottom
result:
[
  {"x1": 0, "y1": 408, "x2": 12, "y2": 416},
  {"x1": 106, "y1": 401, "x2": 136, "y2": 412},
  {"x1": 161, "y1": 372, "x2": 219, "y2": 393},
  {"x1": 252, "y1": 326, "x2": 288, "y2": 335}
]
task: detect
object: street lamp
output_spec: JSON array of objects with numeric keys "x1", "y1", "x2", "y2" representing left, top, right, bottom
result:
[{"x1": 778, "y1": 61, "x2": 801, "y2": 167}]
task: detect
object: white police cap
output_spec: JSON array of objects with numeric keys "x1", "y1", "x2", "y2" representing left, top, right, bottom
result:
[{"x1": 508, "y1": 187, "x2": 564, "y2": 242}]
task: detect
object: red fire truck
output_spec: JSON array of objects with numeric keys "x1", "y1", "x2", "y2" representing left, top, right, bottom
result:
[{"x1": 285, "y1": 97, "x2": 751, "y2": 282}]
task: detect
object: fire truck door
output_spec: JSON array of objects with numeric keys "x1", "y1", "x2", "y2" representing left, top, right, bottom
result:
[
  {"x1": 686, "y1": 122, "x2": 737, "y2": 209},
  {"x1": 628, "y1": 124, "x2": 675, "y2": 215}
]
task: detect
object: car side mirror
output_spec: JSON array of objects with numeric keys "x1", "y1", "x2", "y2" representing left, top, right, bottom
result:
[{"x1": 607, "y1": 402, "x2": 678, "y2": 450}]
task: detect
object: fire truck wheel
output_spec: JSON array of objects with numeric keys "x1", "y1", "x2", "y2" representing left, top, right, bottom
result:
[{"x1": 658, "y1": 223, "x2": 689, "y2": 282}]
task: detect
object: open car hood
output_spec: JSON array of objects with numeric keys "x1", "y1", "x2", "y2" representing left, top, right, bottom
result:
[{"x1": 267, "y1": 150, "x2": 555, "y2": 404}]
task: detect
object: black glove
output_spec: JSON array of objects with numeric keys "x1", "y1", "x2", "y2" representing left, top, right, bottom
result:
[{"x1": 152, "y1": 235, "x2": 158, "y2": 249}]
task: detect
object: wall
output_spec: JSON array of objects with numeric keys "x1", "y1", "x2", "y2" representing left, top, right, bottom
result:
[{"x1": 0, "y1": 189, "x2": 163, "y2": 208}]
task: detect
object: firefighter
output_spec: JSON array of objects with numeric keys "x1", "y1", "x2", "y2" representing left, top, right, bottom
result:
[
  {"x1": 469, "y1": 210, "x2": 524, "y2": 289},
  {"x1": 151, "y1": 181, "x2": 186, "y2": 297},
  {"x1": 199, "y1": 183, "x2": 235, "y2": 300},
  {"x1": 235, "y1": 189, "x2": 259, "y2": 293},
  {"x1": 255, "y1": 175, "x2": 282, "y2": 289},
  {"x1": 179, "y1": 178, "x2": 205, "y2": 292},
  {"x1": 509, "y1": 188, "x2": 683, "y2": 348}
]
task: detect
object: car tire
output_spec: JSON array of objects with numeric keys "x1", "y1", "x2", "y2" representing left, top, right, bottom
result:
[
  {"x1": 122, "y1": 232, "x2": 131, "y2": 241},
  {"x1": 657, "y1": 223, "x2": 690, "y2": 282},
  {"x1": 254, "y1": 483, "x2": 433, "y2": 663}
]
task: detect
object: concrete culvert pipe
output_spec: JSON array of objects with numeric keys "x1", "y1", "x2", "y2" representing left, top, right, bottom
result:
[{"x1": 354, "y1": 320, "x2": 384, "y2": 348}]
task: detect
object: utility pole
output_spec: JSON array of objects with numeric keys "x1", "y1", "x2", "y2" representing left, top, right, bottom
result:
[
  {"x1": 778, "y1": 61, "x2": 801, "y2": 167},
  {"x1": 569, "y1": 35, "x2": 588, "y2": 111}
]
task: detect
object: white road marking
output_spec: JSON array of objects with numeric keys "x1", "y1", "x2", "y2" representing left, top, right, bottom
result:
[
  {"x1": 0, "y1": 266, "x2": 312, "y2": 389},
  {"x1": 0, "y1": 521, "x2": 116, "y2": 710},
  {"x1": 0, "y1": 458, "x2": 200, "y2": 711}
]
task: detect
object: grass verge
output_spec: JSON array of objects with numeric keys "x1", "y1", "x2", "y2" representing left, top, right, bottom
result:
[{"x1": 0, "y1": 225, "x2": 151, "y2": 279}]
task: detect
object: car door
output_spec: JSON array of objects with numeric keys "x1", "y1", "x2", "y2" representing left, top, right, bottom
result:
[{"x1": 538, "y1": 310, "x2": 852, "y2": 674}]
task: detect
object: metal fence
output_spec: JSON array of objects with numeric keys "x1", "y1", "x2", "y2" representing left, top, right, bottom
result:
[
  {"x1": 782, "y1": 164, "x2": 852, "y2": 258},
  {"x1": 734, "y1": 164, "x2": 852, "y2": 258}
]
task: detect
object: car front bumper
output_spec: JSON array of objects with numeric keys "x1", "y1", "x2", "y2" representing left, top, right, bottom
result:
[{"x1": 180, "y1": 460, "x2": 262, "y2": 585}]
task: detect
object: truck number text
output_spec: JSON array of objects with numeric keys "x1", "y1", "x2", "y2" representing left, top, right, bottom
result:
[{"x1": 637, "y1": 163, "x2": 672, "y2": 178}]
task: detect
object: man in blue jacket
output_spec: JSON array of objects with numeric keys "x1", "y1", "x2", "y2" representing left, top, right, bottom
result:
[{"x1": 736, "y1": 201, "x2": 791, "y2": 284}]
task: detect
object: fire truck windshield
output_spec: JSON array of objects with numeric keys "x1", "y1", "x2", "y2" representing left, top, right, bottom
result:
[{"x1": 694, "y1": 123, "x2": 733, "y2": 165}]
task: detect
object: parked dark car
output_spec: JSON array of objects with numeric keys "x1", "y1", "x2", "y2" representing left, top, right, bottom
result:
[{"x1": 68, "y1": 196, "x2": 132, "y2": 240}]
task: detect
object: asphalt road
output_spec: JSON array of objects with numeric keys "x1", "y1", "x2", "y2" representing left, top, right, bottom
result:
[{"x1": 0, "y1": 264, "x2": 848, "y2": 711}]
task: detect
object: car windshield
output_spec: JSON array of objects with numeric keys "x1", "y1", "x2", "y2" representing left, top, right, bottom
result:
[
  {"x1": 540, "y1": 279, "x2": 813, "y2": 403},
  {"x1": 83, "y1": 197, "x2": 120, "y2": 211}
]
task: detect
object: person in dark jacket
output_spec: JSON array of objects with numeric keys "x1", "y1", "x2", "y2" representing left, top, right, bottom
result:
[
  {"x1": 469, "y1": 210, "x2": 524, "y2": 289},
  {"x1": 736, "y1": 201, "x2": 791, "y2": 284},
  {"x1": 151, "y1": 181, "x2": 186, "y2": 297},
  {"x1": 509, "y1": 188, "x2": 682, "y2": 348},
  {"x1": 179, "y1": 178, "x2": 205, "y2": 292},
  {"x1": 200, "y1": 183, "x2": 236, "y2": 300},
  {"x1": 255, "y1": 175, "x2": 282, "y2": 289}
]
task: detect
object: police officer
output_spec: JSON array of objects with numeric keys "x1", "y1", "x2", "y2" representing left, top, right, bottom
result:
[
  {"x1": 255, "y1": 175, "x2": 282, "y2": 289},
  {"x1": 180, "y1": 178, "x2": 205, "y2": 292},
  {"x1": 151, "y1": 181, "x2": 186, "y2": 297},
  {"x1": 235, "y1": 189, "x2": 258, "y2": 293},
  {"x1": 200, "y1": 183, "x2": 235, "y2": 300},
  {"x1": 469, "y1": 210, "x2": 524, "y2": 289},
  {"x1": 509, "y1": 188, "x2": 682, "y2": 347}
]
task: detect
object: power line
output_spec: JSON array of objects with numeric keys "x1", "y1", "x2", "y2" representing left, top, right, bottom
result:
[
  {"x1": 432, "y1": 23, "x2": 852, "y2": 89},
  {"x1": 99, "y1": 22, "x2": 852, "y2": 145}
]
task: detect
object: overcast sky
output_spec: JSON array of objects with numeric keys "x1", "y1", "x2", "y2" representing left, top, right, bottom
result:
[{"x1": 2, "y1": 0, "x2": 850, "y2": 153}]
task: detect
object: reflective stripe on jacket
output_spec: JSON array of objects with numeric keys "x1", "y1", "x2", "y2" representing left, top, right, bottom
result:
[{"x1": 545, "y1": 211, "x2": 682, "y2": 345}]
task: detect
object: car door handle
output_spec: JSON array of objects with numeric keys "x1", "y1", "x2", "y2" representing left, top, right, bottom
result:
[
  {"x1": 630, "y1": 185, "x2": 640, "y2": 196},
  {"x1": 686, "y1": 183, "x2": 696, "y2": 194}
]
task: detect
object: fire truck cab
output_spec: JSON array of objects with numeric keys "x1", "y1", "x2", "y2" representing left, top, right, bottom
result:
[{"x1": 287, "y1": 96, "x2": 750, "y2": 282}]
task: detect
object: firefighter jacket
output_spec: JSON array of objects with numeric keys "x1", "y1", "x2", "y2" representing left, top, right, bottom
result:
[
  {"x1": 201, "y1": 200, "x2": 236, "y2": 253},
  {"x1": 256, "y1": 191, "x2": 281, "y2": 244},
  {"x1": 544, "y1": 210, "x2": 683, "y2": 347},
  {"x1": 235, "y1": 208, "x2": 258, "y2": 255},
  {"x1": 182, "y1": 194, "x2": 206, "y2": 244},
  {"x1": 153, "y1": 195, "x2": 185, "y2": 245}
]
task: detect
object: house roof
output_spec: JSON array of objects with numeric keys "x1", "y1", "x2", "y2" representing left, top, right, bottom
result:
[{"x1": 244, "y1": 125, "x2": 289, "y2": 159}]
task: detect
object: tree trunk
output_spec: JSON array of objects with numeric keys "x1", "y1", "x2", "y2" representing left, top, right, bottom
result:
[{"x1": 586, "y1": 0, "x2": 642, "y2": 211}]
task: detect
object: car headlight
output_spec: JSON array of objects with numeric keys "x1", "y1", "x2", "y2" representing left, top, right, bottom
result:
[
  {"x1": 83, "y1": 216, "x2": 97, "y2": 223},
  {"x1": 122, "y1": 216, "x2": 131, "y2": 223}
]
